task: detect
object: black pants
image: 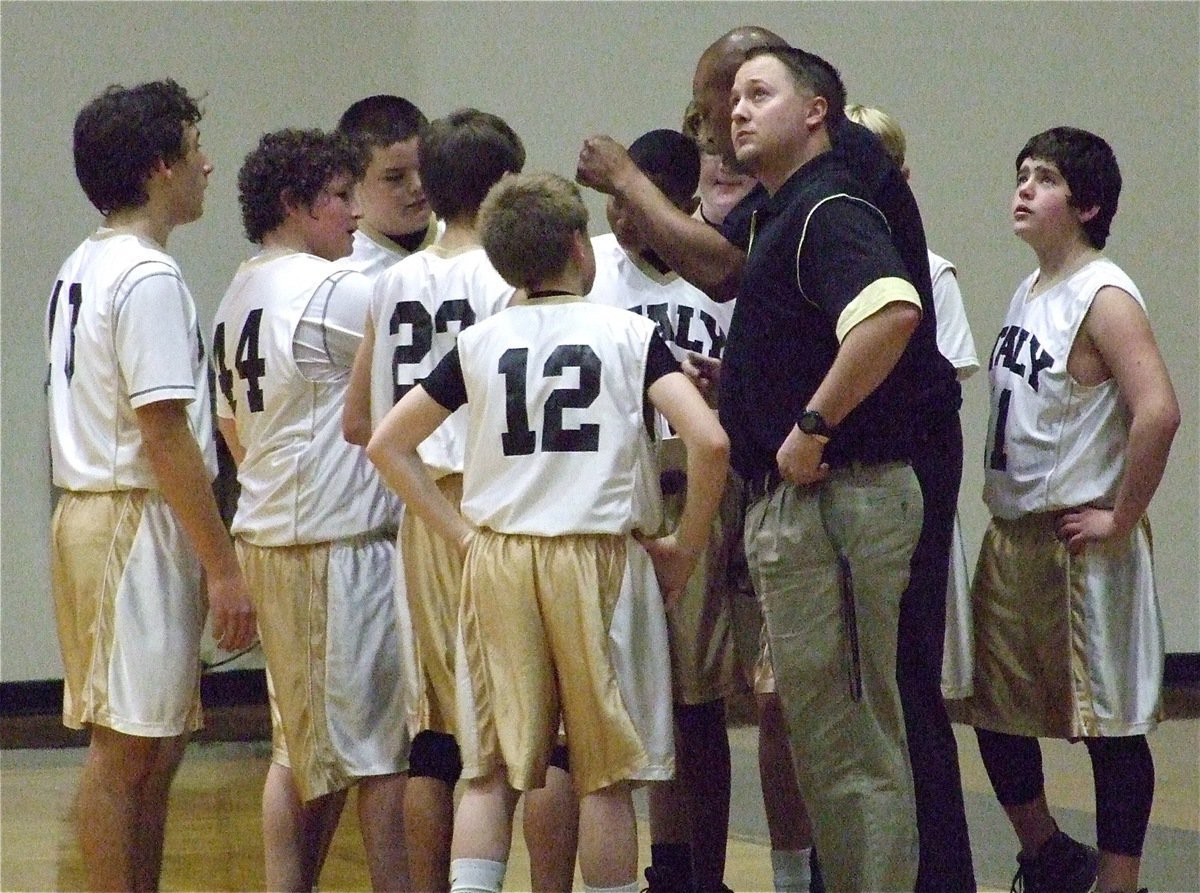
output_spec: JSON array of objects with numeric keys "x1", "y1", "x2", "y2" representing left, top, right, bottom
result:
[{"x1": 900, "y1": 413, "x2": 977, "y2": 891}]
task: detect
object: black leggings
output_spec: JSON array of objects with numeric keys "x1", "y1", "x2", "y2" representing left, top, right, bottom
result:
[{"x1": 975, "y1": 727, "x2": 1155, "y2": 857}]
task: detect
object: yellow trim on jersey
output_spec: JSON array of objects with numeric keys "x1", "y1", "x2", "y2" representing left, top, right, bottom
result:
[{"x1": 835, "y1": 277, "x2": 922, "y2": 343}]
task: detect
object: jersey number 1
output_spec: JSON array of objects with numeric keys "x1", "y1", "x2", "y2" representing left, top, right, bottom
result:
[
  {"x1": 986, "y1": 387, "x2": 1012, "y2": 471},
  {"x1": 214, "y1": 309, "x2": 266, "y2": 413},
  {"x1": 499, "y1": 345, "x2": 601, "y2": 456}
]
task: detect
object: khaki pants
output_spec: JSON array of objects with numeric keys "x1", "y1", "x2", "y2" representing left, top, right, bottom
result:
[{"x1": 744, "y1": 462, "x2": 922, "y2": 893}]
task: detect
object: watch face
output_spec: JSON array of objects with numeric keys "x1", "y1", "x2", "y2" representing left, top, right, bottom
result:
[{"x1": 800, "y1": 410, "x2": 828, "y2": 436}]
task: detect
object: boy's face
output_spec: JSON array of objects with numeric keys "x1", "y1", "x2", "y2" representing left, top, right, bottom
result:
[
  {"x1": 164, "y1": 125, "x2": 212, "y2": 225},
  {"x1": 1012, "y1": 156, "x2": 1090, "y2": 247},
  {"x1": 356, "y1": 137, "x2": 429, "y2": 237},
  {"x1": 301, "y1": 172, "x2": 362, "y2": 261},
  {"x1": 697, "y1": 150, "x2": 755, "y2": 226},
  {"x1": 730, "y1": 56, "x2": 816, "y2": 181}
]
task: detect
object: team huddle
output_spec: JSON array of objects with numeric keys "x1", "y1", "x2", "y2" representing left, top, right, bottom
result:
[{"x1": 44, "y1": 24, "x2": 1179, "y2": 893}]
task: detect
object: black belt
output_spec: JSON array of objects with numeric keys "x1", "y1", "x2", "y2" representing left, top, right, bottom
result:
[{"x1": 745, "y1": 468, "x2": 784, "y2": 501}]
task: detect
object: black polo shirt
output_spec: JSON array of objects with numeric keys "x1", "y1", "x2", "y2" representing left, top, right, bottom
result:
[
  {"x1": 719, "y1": 150, "x2": 923, "y2": 480},
  {"x1": 722, "y1": 120, "x2": 961, "y2": 431}
]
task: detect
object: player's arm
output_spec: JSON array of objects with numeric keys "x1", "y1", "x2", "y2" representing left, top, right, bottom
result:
[
  {"x1": 136, "y1": 400, "x2": 256, "y2": 650},
  {"x1": 366, "y1": 384, "x2": 470, "y2": 554},
  {"x1": 577, "y1": 135, "x2": 745, "y2": 302},
  {"x1": 645, "y1": 370, "x2": 730, "y2": 602},
  {"x1": 1056, "y1": 285, "x2": 1180, "y2": 552},
  {"x1": 343, "y1": 314, "x2": 376, "y2": 446}
]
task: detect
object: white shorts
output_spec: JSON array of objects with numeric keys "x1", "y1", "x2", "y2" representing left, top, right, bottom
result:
[
  {"x1": 51, "y1": 490, "x2": 205, "y2": 737},
  {"x1": 240, "y1": 533, "x2": 409, "y2": 800},
  {"x1": 611, "y1": 538, "x2": 675, "y2": 781}
]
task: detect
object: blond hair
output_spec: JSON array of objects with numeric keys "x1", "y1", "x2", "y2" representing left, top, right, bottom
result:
[{"x1": 844, "y1": 103, "x2": 907, "y2": 169}]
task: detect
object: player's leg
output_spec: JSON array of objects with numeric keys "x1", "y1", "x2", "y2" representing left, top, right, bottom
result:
[
  {"x1": 646, "y1": 780, "x2": 694, "y2": 892},
  {"x1": 1085, "y1": 735, "x2": 1154, "y2": 893},
  {"x1": 76, "y1": 726, "x2": 177, "y2": 891},
  {"x1": 974, "y1": 727, "x2": 1098, "y2": 893},
  {"x1": 578, "y1": 781, "x2": 638, "y2": 891},
  {"x1": 524, "y1": 747, "x2": 580, "y2": 892},
  {"x1": 132, "y1": 731, "x2": 189, "y2": 890},
  {"x1": 756, "y1": 690, "x2": 817, "y2": 893},
  {"x1": 356, "y1": 772, "x2": 410, "y2": 892},
  {"x1": 405, "y1": 730, "x2": 463, "y2": 891},
  {"x1": 262, "y1": 761, "x2": 348, "y2": 891},
  {"x1": 450, "y1": 768, "x2": 522, "y2": 893}
]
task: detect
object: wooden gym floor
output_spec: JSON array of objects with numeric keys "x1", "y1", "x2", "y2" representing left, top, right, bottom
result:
[{"x1": 2, "y1": 704, "x2": 1197, "y2": 892}]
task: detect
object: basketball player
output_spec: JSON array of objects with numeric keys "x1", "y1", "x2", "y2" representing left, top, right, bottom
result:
[
  {"x1": 968, "y1": 127, "x2": 1179, "y2": 893},
  {"x1": 366, "y1": 171, "x2": 729, "y2": 893},
  {"x1": 46, "y1": 79, "x2": 256, "y2": 891},
  {"x1": 213, "y1": 128, "x2": 408, "y2": 892}
]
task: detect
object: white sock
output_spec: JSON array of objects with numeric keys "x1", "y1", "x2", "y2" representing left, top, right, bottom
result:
[
  {"x1": 771, "y1": 847, "x2": 813, "y2": 893},
  {"x1": 450, "y1": 857, "x2": 507, "y2": 893},
  {"x1": 582, "y1": 881, "x2": 639, "y2": 893}
]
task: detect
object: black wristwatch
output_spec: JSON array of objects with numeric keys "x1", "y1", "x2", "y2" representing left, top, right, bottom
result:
[{"x1": 798, "y1": 409, "x2": 833, "y2": 440}]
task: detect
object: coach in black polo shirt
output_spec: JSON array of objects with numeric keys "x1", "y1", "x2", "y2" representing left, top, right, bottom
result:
[{"x1": 726, "y1": 45, "x2": 924, "y2": 893}]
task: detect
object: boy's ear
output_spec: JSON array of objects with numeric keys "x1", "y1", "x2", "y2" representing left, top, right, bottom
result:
[{"x1": 1076, "y1": 203, "x2": 1101, "y2": 224}]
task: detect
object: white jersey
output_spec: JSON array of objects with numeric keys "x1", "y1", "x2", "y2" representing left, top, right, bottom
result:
[
  {"x1": 213, "y1": 250, "x2": 393, "y2": 546},
  {"x1": 983, "y1": 258, "x2": 1144, "y2": 519},
  {"x1": 589, "y1": 233, "x2": 733, "y2": 364},
  {"x1": 455, "y1": 299, "x2": 660, "y2": 537},
  {"x1": 928, "y1": 251, "x2": 979, "y2": 379},
  {"x1": 589, "y1": 233, "x2": 732, "y2": 445},
  {"x1": 335, "y1": 219, "x2": 439, "y2": 278},
  {"x1": 368, "y1": 244, "x2": 513, "y2": 476},
  {"x1": 46, "y1": 229, "x2": 216, "y2": 492}
]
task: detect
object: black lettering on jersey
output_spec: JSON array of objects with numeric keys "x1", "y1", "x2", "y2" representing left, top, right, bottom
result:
[
  {"x1": 214, "y1": 309, "x2": 266, "y2": 413},
  {"x1": 543, "y1": 345, "x2": 600, "y2": 452},
  {"x1": 391, "y1": 299, "x2": 477, "y2": 404},
  {"x1": 989, "y1": 325, "x2": 1055, "y2": 392},
  {"x1": 644, "y1": 303, "x2": 676, "y2": 346},
  {"x1": 637, "y1": 302, "x2": 726, "y2": 359},
  {"x1": 498, "y1": 344, "x2": 601, "y2": 456},
  {"x1": 63, "y1": 282, "x2": 83, "y2": 383}
]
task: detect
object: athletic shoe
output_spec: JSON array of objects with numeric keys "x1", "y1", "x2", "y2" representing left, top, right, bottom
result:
[{"x1": 1009, "y1": 829, "x2": 1100, "y2": 893}]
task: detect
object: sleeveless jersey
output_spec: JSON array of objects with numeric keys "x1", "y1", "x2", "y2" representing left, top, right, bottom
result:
[
  {"x1": 456, "y1": 300, "x2": 660, "y2": 536},
  {"x1": 46, "y1": 229, "x2": 215, "y2": 492},
  {"x1": 213, "y1": 250, "x2": 392, "y2": 545},
  {"x1": 983, "y1": 258, "x2": 1145, "y2": 519},
  {"x1": 589, "y1": 232, "x2": 732, "y2": 443},
  {"x1": 368, "y1": 245, "x2": 513, "y2": 476}
]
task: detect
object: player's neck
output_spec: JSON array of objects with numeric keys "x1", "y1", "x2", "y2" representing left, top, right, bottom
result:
[
  {"x1": 1029, "y1": 236, "x2": 1100, "y2": 298},
  {"x1": 438, "y1": 217, "x2": 480, "y2": 252},
  {"x1": 104, "y1": 207, "x2": 172, "y2": 250}
]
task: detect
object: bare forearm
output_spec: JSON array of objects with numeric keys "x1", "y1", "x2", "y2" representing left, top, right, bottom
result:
[
  {"x1": 141, "y1": 414, "x2": 241, "y2": 582},
  {"x1": 370, "y1": 446, "x2": 471, "y2": 550},
  {"x1": 676, "y1": 434, "x2": 730, "y2": 553},
  {"x1": 808, "y1": 304, "x2": 919, "y2": 425},
  {"x1": 1110, "y1": 403, "x2": 1180, "y2": 533},
  {"x1": 614, "y1": 169, "x2": 744, "y2": 302}
]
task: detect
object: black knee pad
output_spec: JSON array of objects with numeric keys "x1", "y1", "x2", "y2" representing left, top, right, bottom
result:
[
  {"x1": 408, "y1": 730, "x2": 462, "y2": 786},
  {"x1": 547, "y1": 742, "x2": 570, "y2": 774}
]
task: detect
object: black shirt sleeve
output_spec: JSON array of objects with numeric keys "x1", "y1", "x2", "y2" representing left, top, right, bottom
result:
[
  {"x1": 420, "y1": 346, "x2": 468, "y2": 412},
  {"x1": 643, "y1": 331, "x2": 681, "y2": 394},
  {"x1": 798, "y1": 196, "x2": 912, "y2": 326}
]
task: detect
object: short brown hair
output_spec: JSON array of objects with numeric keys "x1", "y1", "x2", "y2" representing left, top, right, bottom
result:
[{"x1": 478, "y1": 173, "x2": 588, "y2": 289}]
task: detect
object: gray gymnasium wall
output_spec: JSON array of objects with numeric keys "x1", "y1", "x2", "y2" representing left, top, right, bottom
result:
[{"x1": 2, "y1": 2, "x2": 1197, "y2": 682}]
